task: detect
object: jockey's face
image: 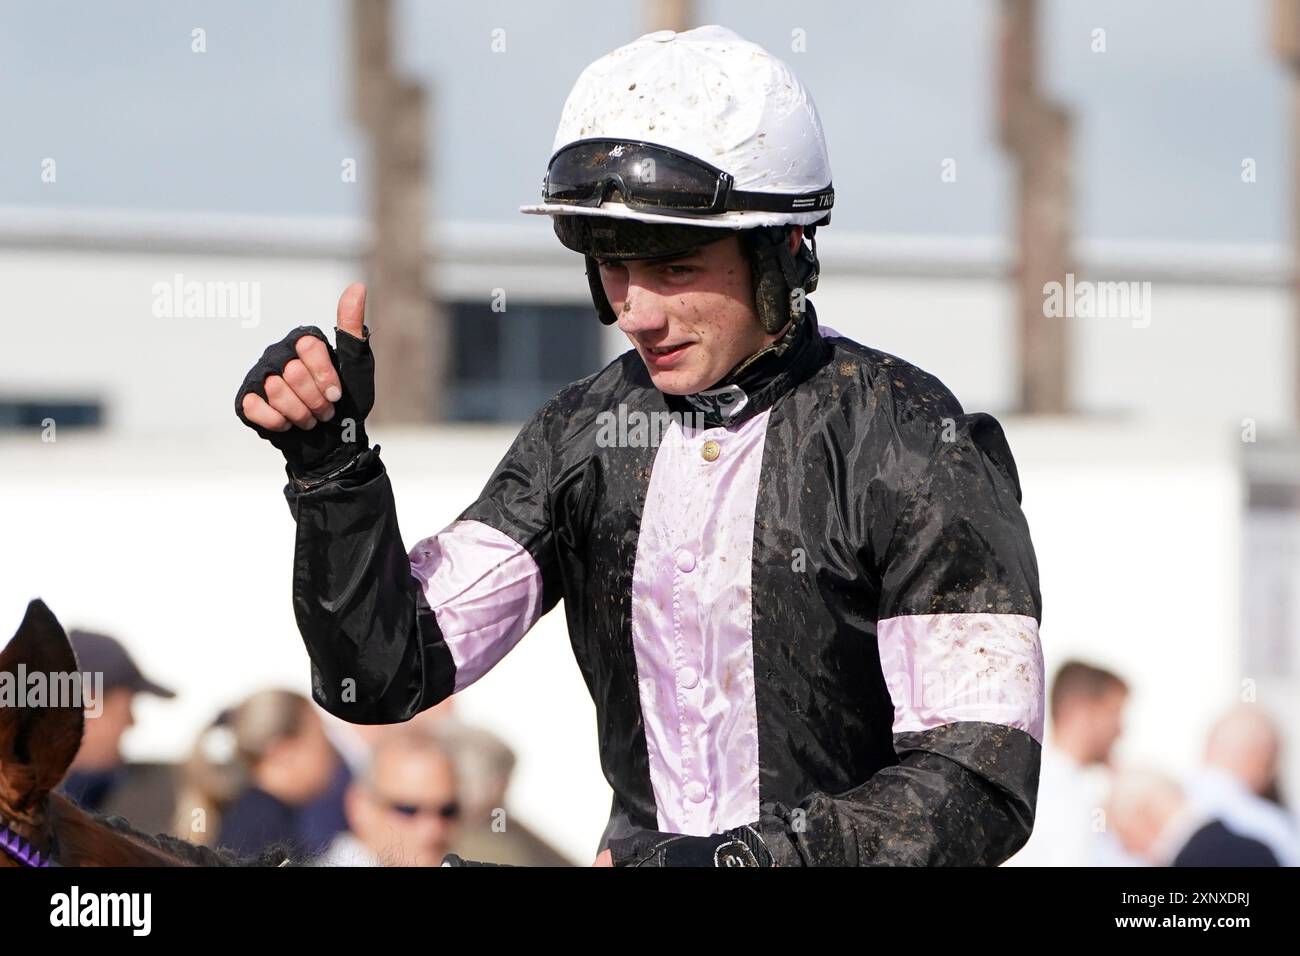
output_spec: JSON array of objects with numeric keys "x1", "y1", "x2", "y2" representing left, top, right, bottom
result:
[{"x1": 600, "y1": 227, "x2": 803, "y2": 395}]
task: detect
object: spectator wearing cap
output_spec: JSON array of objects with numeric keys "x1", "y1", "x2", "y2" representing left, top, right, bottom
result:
[{"x1": 60, "y1": 627, "x2": 179, "y2": 836}]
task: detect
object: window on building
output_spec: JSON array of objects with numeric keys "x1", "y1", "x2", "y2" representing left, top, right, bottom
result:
[
  {"x1": 1243, "y1": 486, "x2": 1299, "y2": 680},
  {"x1": 447, "y1": 301, "x2": 604, "y2": 422},
  {"x1": 0, "y1": 398, "x2": 103, "y2": 430},
  {"x1": 1242, "y1": 442, "x2": 1300, "y2": 681}
]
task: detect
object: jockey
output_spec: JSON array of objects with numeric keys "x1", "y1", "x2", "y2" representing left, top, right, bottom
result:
[{"x1": 236, "y1": 25, "x2": 1044, "y2": 866}]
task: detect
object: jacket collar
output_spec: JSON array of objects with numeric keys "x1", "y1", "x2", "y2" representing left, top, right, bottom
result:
[{"x1": 663, "y1": 301, "x2": 830, "y2": 428}]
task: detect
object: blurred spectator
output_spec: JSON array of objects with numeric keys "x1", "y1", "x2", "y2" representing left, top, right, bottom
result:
[
  {"x1": 1183, "y1": 705, "x2": 1300, "y2": 867},
  {"x1": 1004, "y1": 660, "x2": 1128, "y2": 866},
  {"x1": 434, "y1": 718, "x2": 576, "y2": 866},
  {"x1": 317, "y1": 698, "x2": 453, "y2": 775},
  {"x1": 303, "y1": 701, "x2": 459, "y2": 854},
  {"x1": 211, "y1": 689, "x2": 339, "y2": 857},
  {"x1": 1109, "y1": 769, "x2": 1280, "y2": 866},
  {"x1": 171, "y1": 711, "x2": 243, "y2": 846},
  {"x1": 318, "y1": 730, "x2": 459, "y2": 866},
  {"x1": 60, "y1": 628, "x2": 179, "y2": 836},
  {"x1": 295, "y1": 755, "x2": 352, "y2": 854}
]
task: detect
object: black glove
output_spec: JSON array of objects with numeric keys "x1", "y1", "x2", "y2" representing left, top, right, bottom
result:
[
  {"x1": 608, "y1": 824, "x2": 774, "y2": 867},
  {"x1": 234, "y1": 325, "x2": 375, "y2": 484}
]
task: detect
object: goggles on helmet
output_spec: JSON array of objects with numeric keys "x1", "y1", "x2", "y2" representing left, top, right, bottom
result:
[{"x1": 542, "y1": 139, "x2": 834, "y2": 217}]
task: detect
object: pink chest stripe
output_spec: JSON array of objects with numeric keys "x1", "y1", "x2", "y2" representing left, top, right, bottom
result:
[{"x1": 631, "y1": 410, "x2": 771, "y2": 835}]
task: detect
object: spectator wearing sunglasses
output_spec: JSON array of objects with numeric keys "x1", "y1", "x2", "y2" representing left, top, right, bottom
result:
[{"x1": 318, "y1": 731, "x2": 459, "y2": 866}]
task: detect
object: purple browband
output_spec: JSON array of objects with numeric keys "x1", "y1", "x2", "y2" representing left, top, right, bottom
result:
[{"x1": 0, "y1": 822, "x2": 52, "y2": 868}]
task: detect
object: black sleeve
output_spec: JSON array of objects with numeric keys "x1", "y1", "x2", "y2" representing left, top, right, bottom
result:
[
  {"x1": 283, "y1": 446, "x2": 455, "y2": 724},
  {"x1": 762, "y1": 412, "x2": 1045, "y2": 866},
  {"x1": 283, "y1": 403, "x2": 563, "y2": 725}
]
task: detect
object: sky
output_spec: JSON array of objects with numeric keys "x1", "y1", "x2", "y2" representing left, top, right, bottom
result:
[{"x1": 0, "y1": 0, "x2": 1287, "y2": 242}]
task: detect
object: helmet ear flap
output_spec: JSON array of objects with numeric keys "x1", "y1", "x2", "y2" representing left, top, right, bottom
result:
[
  {"x1": 751, "y1": 249, "x2": 789, "y2": 335},
  {"x1": 585, "y1": 255, "x2": 618, "y2": 325},
  {"x1": 743, "y1": 226, "x2": 820, "y2": 334}
]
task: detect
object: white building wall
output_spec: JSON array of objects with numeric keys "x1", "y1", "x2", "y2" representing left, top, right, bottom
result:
[{"x1": 2, "y1": 215, "x2": 1291, "y2": 435}]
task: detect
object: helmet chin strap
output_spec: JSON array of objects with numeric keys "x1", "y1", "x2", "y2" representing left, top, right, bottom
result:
[
  {"x1": 585, "y1": 255, "x2": 619, "y2": 325},
  {"x1": 673, "y1": 301, "x2": 815, "y2": 429},
  {"x1": 711, "y1": 309, "x2": 802, "y2": 389}
]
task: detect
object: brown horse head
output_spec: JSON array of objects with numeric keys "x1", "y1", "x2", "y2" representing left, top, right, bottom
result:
[
  {"x1": 1, "y1": 600, "x2": 289, "y2": 867},
  {"x1": 1, "y1": 599, "x2": 85, "y2": 865}
]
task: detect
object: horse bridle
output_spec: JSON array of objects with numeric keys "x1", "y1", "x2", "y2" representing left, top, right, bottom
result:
[{"x1": 0, "y1": 815, "x2": 57, "y2": 868}]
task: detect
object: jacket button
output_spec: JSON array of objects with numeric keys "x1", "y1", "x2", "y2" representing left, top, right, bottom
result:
[
  {"x1": 675, "y1": 549, "x2": 696, "y2": 572},
  {"x1": 701, "y1": 440, "x2": 721, "y2": 462},
  {"x1": 684, "y1": 781, "x2": 707, "y2": 803},
  {"x1": 680, "y1": 667, "x2": 699, "y2": 689}
]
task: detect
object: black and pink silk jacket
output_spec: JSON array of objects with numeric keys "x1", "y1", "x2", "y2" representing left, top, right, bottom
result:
[{"x1": 283, "y1": 302, "x2": 1045, "y2": 866}]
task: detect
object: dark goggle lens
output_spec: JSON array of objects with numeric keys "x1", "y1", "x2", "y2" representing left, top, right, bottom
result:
[{"x1": 544, "y1": 141, "x2": 726, "y2": 211}]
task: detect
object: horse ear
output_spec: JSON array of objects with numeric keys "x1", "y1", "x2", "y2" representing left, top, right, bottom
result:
[{"x1": 0, "y1": 599, "x2": 86, "y2": 809}]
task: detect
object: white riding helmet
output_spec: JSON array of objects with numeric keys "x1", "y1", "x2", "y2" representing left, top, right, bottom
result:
[{"x1": 521, "y1": 25, "x2": 832, "y2": 229}]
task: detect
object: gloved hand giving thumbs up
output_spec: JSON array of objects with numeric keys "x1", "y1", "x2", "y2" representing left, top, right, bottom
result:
[{"x1": 235, "y1": 282, "x2": 376, "y2": 487}]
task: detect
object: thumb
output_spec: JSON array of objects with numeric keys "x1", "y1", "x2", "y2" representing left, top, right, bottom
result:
[
  {"x1": 332, "y1": 281, "x2": 376, "y2": 419},
  {"x1": 336, "y1": 282, "x2": 367, "y2": 340}
]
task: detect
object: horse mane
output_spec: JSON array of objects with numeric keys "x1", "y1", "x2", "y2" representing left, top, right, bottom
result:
[
  {"x1": 95, "y1": 813, "x2": 295, "y2": 867},
  {"x1": 46, "y1": 793, "x2": 296, "y2": 867}
]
